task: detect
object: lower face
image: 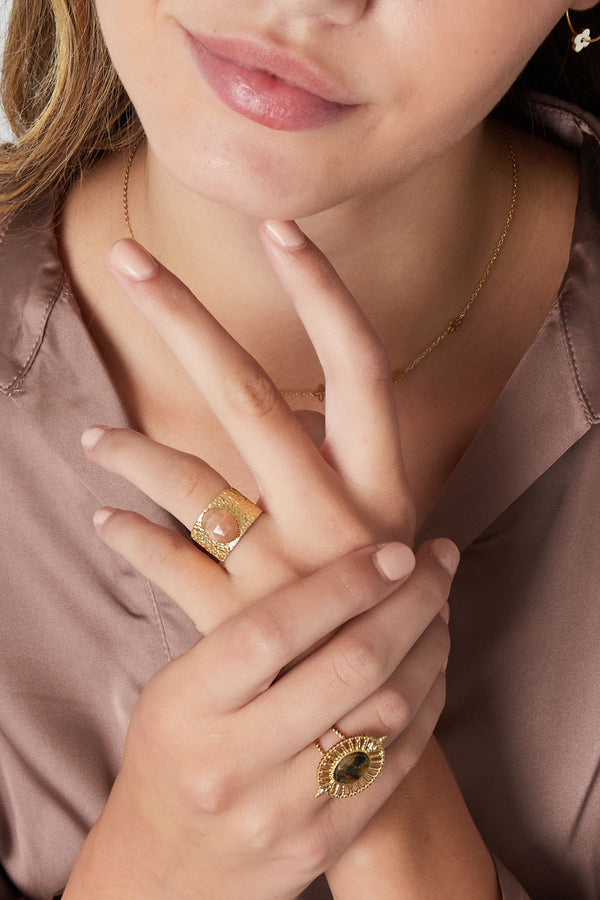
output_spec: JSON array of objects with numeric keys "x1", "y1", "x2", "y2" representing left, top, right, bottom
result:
[{"x1": 94, "y1": 0, "x2": 567, "y2": 219}]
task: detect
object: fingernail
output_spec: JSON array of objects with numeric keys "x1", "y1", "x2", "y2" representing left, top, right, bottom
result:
[
  {"x1": 108, "y1": 239, "x2": 159, "y2": 281},
  {"x1": 93, "y1": 507, "x2": 116, "y2": 528},
  {"x1": 439, "y1": 602, "x2": 450, "y2": 625},
  {"x1": 262, "y1": 220, "x2": 306, "y2": 250},
  {"x1": 374, "y1": 542, "x2": 415, "y2": 582},
  {"x1": 430, "y1": 539, "x2": 460, "y2": 576},
  {"x1": 81, "y1": 425, "x2": 110, "y2": 451}
]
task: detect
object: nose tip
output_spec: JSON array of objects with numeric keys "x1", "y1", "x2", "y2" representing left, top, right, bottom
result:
[{"x1": 273, "y1": 0, "x2": 369, "y2": 26}]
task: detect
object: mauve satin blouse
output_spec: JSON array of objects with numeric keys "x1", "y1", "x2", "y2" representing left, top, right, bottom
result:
[{"x1": 1, "y1": 96, "x2": 599, "y2": 900}]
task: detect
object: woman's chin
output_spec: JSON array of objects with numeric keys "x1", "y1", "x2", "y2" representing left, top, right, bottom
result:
[
  {"x1": 144, "y1": 124, "x2": 352, "y2": 222},
  {"x1": 175, "y1": 165, "x2": 346, "y2": 222}
]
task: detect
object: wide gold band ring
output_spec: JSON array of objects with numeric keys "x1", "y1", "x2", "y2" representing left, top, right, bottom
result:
[
  {"x1": 190, "y1": 487, "x2": 263, "y2": 562},
  {"x1": 315, "y1": 726, "x2": 387, "y2": 799}
]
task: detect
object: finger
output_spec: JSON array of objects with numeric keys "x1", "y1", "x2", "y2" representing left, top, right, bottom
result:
[
  {"x1": 82, "y1": 426, "x2": 230, "y2": 529},
  {"x1": 259, "y1": 221, "x2": 412, "y2": 531},
  {"x1": 314, "y1": 672, "x2": 447, "y2": 843},
  {"x1": 81, "y1": 424, "x2": 300, "y2": 587},
  {"x1": 332, "y1": 612, "x2": 450, "y2": 745},
  {"x1": 193, "y1": 540, "x2": 417, "y2": 709},
  {"x1": 106, "y1": 240, "x2": 329, "y2": 511},
  {"x1": 265, "y1": 670, "x2": 447, "y2": 850},
  {"x1": 373, "y1": 671, "x2": 448, "y2": 795},
  {"x1": 92, "y1": 507, "x2": 235, "y2": 632},
  {"x1": 238, "y1": 539, "x2": 455, "y2": 760}
]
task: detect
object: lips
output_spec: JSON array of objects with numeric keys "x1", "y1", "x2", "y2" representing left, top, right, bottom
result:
[{"x1": 185, "y1": 32, "x2": 360, "y2": 131}]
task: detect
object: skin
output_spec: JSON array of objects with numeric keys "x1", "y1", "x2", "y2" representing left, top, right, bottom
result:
[
  {"x1": 63, "y1": 228, "x2": 456, "y2": 900},
  {"x1": 62, "y1": 1, "x2": 585, "y2": 518},
  {"x1": 55, "y1": 0, "x2": 597, "y2": 896},
  {"x1": 93, "y1": 0, "x2": 586, "y2": 218}
]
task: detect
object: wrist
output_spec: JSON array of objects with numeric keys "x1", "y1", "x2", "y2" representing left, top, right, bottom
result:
[{"x1": 326, "y1": 739, "x2": 501, "y2": 900}]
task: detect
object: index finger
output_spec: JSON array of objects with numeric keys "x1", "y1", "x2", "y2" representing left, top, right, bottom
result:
[{"x1": 106, "y1": 238, "x2": 329, "y2": 514}]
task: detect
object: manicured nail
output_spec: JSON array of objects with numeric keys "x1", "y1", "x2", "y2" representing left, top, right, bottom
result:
[
  {"x1": 262, "y1": 220, "x2": 307, "y2": 250},
  {"x1": 81, "y1": 425, "x2": 110, "y2": 451},
  {"x1": 108, "y1": 239, "x2": 159, "y2": 281},
  {"x1": 93, "y1": 507, "x2": 116, "y2": 528},
  {"x1": 374, "y1": 542, "x2": 415, "y2": 582},
  {"x1": 430, "y1": 539, "x2": 460, "y2": 576}
]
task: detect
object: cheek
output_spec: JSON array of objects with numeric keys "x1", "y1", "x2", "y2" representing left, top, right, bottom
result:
[
  {"x1": 367, "y1": 1, "x2": 564, "y2": 160},
  {"x1": 375, "y1": 1, "x2": 561, "y2": 106},
  {"x1": 94, "y1": 0, "x2": 166, "y2": 100}
]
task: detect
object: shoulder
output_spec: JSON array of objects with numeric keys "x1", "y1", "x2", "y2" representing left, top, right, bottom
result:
[{"x1": 0, "y1": 195, "x2": 66, "y2": 397}]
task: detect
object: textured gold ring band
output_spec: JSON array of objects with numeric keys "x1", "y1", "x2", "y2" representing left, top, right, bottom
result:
[{"x1": 190, "y1": 487, "x2": 263, "y2": 562}]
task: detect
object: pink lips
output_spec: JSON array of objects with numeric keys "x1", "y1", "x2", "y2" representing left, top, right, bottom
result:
[{"x1": 186, "y1": 32, "x2": 359, "y2": 131}]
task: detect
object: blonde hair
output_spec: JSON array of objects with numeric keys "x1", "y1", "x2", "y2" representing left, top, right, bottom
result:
[{"x1": 0, "y1": 0, "x2": 142, "y2": 219}]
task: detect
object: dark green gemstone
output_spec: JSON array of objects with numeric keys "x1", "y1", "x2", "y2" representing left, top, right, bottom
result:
[{"x1": 333, "y1": 751, "x2": 370, "y2": 785}]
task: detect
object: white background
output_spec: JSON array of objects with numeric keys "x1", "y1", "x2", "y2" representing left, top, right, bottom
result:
[{"x1": 0, "y1": 0, "x2": 13, "y2": 142}]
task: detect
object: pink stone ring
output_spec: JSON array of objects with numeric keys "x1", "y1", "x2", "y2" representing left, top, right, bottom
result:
[{"x1": 190, "y1": 487, "x2": 263, "y2": 562}]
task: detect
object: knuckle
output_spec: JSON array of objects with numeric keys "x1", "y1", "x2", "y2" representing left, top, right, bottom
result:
[
  {"x1": 128, "y1": 670, "x2": 234, "y2": 816},
  {"x1": 182, "y1": 763, "x2": 231, "y2": 816},
  {"x1": 166, "y1": 458, "x2": 205, "y2": 505},
  {"x1": 233, "y1": 607, "x2": 289, "y2": 668},
  {"x1": 330, "y1": 631, "x2": 384, "y2": 690},
  {"x1": 223, "y1": 367, "x2": 280, "y2": 419},
  {"x1": 371, "y1": 684, "x2": 412, "y2": 734},
  {"x1": 234, "y1": 805, "x2": 278, "y2": 851}
]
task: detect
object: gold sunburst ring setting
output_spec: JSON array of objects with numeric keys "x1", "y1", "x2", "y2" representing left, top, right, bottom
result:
[
  {"x1": 316, "y1": 735, "x2": 387, "y2": 799},
  {"x1": 190, "y1": 487, "x2": 263, "y2": 562}
]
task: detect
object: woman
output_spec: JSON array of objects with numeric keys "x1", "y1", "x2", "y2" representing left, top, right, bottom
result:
[{"x1": 1, "y1": 0, "x2": 599, "y2": 897}]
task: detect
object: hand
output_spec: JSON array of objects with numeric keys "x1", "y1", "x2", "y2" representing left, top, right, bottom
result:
[
  {"x1": 82, "y1": 219, "x2": 418, "y2": 632},
  {"x1": 71, "y1": 222, "x2": 457, "y2": 900},
  {"x1": 67, "y1": 540, "x2": 452, "y2": 900}
]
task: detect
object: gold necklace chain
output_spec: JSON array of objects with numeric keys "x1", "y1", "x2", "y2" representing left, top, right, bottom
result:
[{"x1": 123, "y1": 131, "x2": 518, "y2": 403}]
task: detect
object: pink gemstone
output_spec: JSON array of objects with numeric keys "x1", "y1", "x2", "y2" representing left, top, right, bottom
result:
[{"x1": 202, "y1": 508, "x2": 240, "y2": 543}]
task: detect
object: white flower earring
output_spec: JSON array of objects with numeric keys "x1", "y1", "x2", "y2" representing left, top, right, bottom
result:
[{"x1": 566, "y1": 9, "x2": 600, "y2": 52}]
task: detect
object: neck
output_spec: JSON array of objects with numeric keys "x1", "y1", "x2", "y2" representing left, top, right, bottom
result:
[{"x1": 119, "y1": 118, "x2": 511, "y2": 391}]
